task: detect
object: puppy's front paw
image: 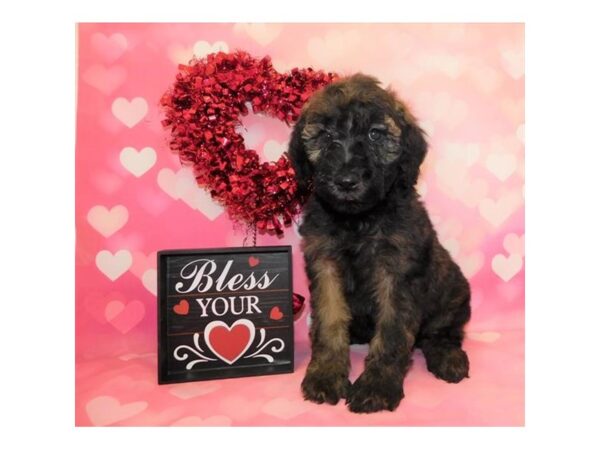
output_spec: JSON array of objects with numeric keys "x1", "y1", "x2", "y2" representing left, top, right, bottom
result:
[
  {"x1": 346, "y1": 372, "x2": 404, "y2": 413},
  {"x1": 301, "y1": 371, "x2": 350, "y2": 405},
  {"x1": 426, "y1": 347, "x2": 469, "y2": 383}
]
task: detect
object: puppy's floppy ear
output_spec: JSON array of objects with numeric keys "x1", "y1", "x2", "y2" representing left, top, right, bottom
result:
[
  {"x1": 287, "y1": 115, "x2": 313, "y2": 194},
  {"x1": 396, "y1": 107, "x2": 428, "y2": 190}
]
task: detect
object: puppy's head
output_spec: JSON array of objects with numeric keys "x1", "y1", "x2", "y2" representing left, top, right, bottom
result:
[{"x1": 288, "y1": 74, "x2": 427, "y2": 214}]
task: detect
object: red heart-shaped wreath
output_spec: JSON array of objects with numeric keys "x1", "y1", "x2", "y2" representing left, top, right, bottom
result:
[{"x1": 161, "y1": 51, "x2": 338, "y2": 235}]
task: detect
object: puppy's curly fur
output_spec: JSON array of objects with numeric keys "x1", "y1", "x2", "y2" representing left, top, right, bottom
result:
[{"x1": 289, "y1": 74, "x2": 471, "y2": 413}]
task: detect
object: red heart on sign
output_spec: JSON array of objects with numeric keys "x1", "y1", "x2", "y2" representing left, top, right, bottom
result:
[
  {"x1": 248, "y1": 256, "x2": 260, "y2": 267},
  {"x1": 173, "y1": 299, "x2": 189, "y2": 315},
  {"x1": 269, "y1": 306, "x2": 283, "y2": 321},
  {"x1": 204, "y1": 319, "x2": 255, "y2": 365}
]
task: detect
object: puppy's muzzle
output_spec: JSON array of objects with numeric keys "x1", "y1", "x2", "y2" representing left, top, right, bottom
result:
[{"x1": 334, "y1": 173, "x2": 360, "y2": 192}]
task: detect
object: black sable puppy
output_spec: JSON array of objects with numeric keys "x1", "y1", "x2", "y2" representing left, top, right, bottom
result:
[{"x1": 288, "y1": 74, "x2": 471, "y2": 413}]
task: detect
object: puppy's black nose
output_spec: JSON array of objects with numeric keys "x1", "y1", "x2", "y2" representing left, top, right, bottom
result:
[{"x1": 335, "y1": 174, "x2": 360, "y2": 191}]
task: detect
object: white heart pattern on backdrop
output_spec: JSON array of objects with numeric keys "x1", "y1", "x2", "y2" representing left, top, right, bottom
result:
[
  {"x1": 82, "y1": 64, "x2": 127, "y2": 95},
  {"x1": 96, "y1": 250, "x2": 133, "y2": 281},
  {"x1": 90, "y1": 33, "x2": 128, "y2": 63},
  {"x1": 262, "y1": 139, "x2": 287, "y2": 161},
  {"x1": 479, "y1": 192, "x2": 522, "y2": 228},
  {"x1": 157, "y1": 167, "x2": 224, "y2": 220},
  {"x1": 87, "y1": 205, "x2": 128, "y2": 237},
  {"x1": 119, "y1": 147, "x2": 156, "y2": 177},
  {"x1": 442, "y1": 142, "x2": 480, "y2": 167},
  {"x1": 86, "y1": 396, "x2": 147, "y2": 426},
  {"x1": 193, "y1": 40, "x2": 229, "y2": 58},
  {"x1": 485, "y1": 153, "x2": 517, "y2": 181},
  {"x1": 500, "y1": 45, "x2": 524, "y2": 80},
  {"x1": 111, "y1": 97, "x2": 148, "y2": 128},
  {"x1": 142, "y1": 269, "x2": 157, "y2": 295},
  {"x1": 457, "y1": 251, "x2": 485, "y2": 279},
  {"x1": 491, "y1": 253, "x2": 523, "y2": 282},
  {"x1": 233, "y1": 23, "x2": 283, "y2": 46},
  {"x1": 503, "y1": 233, "x2": 525, "y2": 257},
  {"x1": 261, "y1": 397, "x2": 312, "y2": 420},
  {"x1": 169, "y1": 382, "x2": 221, "y2": 400}
]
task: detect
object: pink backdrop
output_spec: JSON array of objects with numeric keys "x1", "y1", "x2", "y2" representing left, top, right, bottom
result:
[{"x1": 75, "y1": 23, "x2": 524, "y2": 426}]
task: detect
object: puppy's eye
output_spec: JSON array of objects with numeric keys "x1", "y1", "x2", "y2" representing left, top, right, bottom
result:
[{"x1": 368, "y1": 128, "x2": 384, "y2": 142}]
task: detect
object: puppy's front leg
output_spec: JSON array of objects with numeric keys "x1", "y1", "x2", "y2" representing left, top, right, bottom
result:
[
  {"x1": 347, "y1": 267, "x2": 418, "y2": 413},
  {"x1": 301, "y1": 257, "x2": 351, "y2": 405}
]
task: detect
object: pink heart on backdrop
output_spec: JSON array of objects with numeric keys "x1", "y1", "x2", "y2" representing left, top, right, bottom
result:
[
  {"x1": 111, "y1": 97, "x2": 148, "y2": 128},
  {"x1": 435, "y1": 157, "x2": 468, "y2": 191},
  {"x1": 87, "y1": 205, "x2": 128, "y2": 238},
  {"x1": 91, "y1": 170, "x2": 124, "y2": 195},
  {"x1": 479, "y1": 192, "x2": 522, "y2": 228},
  {"x1": 171, "y1": 415, "x2": 232, "y2": 426},
  {"x1": 169, "y1": 382, "x2": 221, "y2": 400},
  {"x1": 438, "y1": 218, "x2": 463, "y2": 239},
  {"x1": 104, "y1": 300, "x2": 145, "y2": 334},
  {"x1": 500, "y1": 45, "x2": 524, "y2": 80},
  {"x1": 457, "y1": 251, "x2": 485, "y2": 279},
  {"x1": 501, "y1": 97, "x2": 525, "y2": 123},
  {"x1": 491, "y1": 253, "x2": 523, "y2": 282},
  {"x1": 129, "y1": 251, "x2": 157, "y2": 278},
  {"x1": 135, "y1": 190, "x2": 172, "y2": 217},
  {"x1": 458, "y1": 178, "x2": 489, "y2": 209},
  {"x1": 91, "y1": 32, "x2": 128, "y2": 63},
  {"x1": 86, "y1": 395, "x2": 147, "y2": 426},
  {"x1": 82, "y1": 64, "x2": 127, "y2": 94},
  {"x1": 503, "y1": 233, "x2": 525, "y2": 257},
  {"x1": 261, "y1": 397, "x2": 311, "y2": 420},
  {"x1": 470, "y1": 289, "x2": 484, "y2": 310},
  {"x1": 233, "y1": 23, "x2": 283, "y2": 46},
  {"x1": 84, "y1": 291, "x2": 127, "y2": 325}
]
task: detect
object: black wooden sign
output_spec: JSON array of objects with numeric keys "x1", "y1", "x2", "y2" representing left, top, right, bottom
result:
[{"x1": 157, "y1": 246, "x2": 294, "y2": 384}]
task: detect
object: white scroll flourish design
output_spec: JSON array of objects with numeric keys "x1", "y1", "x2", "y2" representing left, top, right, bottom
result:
[
  {"x1": 243, "y1": 328, "x2": 285, "y2": 363},
  {"x1": 173, "y1": 332, "x2": 217, "y2": 369}
]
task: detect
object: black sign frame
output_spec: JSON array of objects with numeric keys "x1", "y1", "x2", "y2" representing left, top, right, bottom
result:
[{"x1": 157, "y1": 246, "x2": 294, "y2": 384}]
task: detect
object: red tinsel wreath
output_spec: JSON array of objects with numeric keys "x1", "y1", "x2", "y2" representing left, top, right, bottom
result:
[{"x1": 160, "y1": 51, "x2": 338, "y2": 236}]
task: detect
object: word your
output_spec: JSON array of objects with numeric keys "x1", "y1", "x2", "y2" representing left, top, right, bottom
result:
[
  {"x1": 195, "y1": 296, "x2": 261, "y2": 317},
  {"x1": 175, "y1": 259, "x2": 279, "y2": 294}
]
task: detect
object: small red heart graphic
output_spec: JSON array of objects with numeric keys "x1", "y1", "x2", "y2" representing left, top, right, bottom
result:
[
  {"x1": 248, "y1": 256, "x2": 260, "y2": 267},
  {"x1": 204, "y1": 319, "x2": 255, "y2": 365},
  {"x1": 173, "y1": 299, "x2": 189, "y2": 315},
  {"x1": 269, "y1": 306, "x2": 283, "y2": 321}
]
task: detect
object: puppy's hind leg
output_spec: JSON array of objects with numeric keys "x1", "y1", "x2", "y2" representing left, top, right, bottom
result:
[{"x1": 418, "y1": 284, "x2": 471, "y2": 383}]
